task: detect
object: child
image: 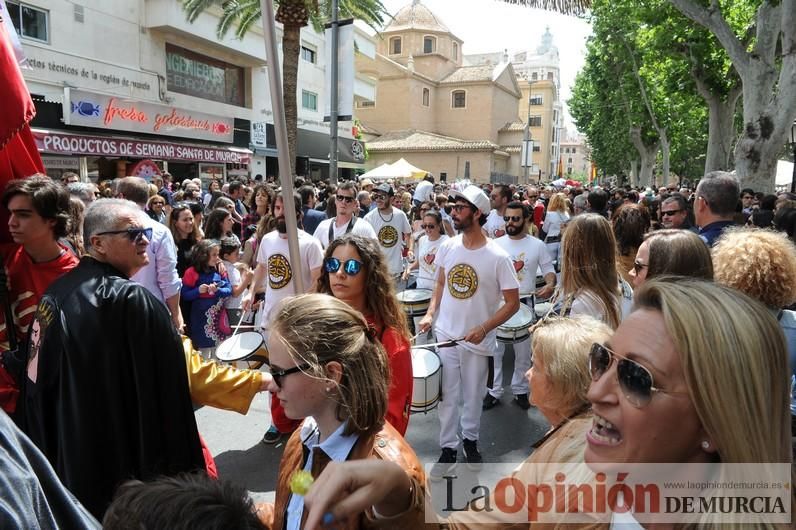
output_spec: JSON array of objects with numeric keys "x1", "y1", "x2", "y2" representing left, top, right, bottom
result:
[
  {"x1": 219, "y1": 237, "x2": 254, "y2": 327},
  {"x1": 181, "y1": 239, "x2": 232, "y2": 359}
]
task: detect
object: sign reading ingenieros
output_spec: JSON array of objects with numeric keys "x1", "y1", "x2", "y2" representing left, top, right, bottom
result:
[
  {"x1": 34, "y1": 131, "x2": 251, "y2": 164},
  {"x1": 63, "y1": 88, "x2": 235, "y2": 143}
]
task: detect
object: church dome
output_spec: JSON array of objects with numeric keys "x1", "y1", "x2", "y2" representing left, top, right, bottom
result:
[{"x1": 384, "y1": 0, "x2": 452, "y2": 34}]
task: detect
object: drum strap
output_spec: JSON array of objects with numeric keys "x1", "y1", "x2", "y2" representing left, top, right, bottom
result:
[{"x1": 328, "y1": 216, "x2": 357, "y2": 246}]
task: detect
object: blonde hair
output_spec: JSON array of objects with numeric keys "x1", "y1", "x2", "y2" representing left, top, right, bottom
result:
[
  {"x1": 712, "y1": 227, "x2": 796, "y2": 308},
  {"x1": 547, "y1": 192, "x2": 567, "y2": 213},
  {"x1": 270, "y1": 294, "x2": 389, "y2": 436},
  {"x1": 635, "y1": 278, "x2": 791, "y2": 465},
  {"x1": 530, "y1": 316, "x2": 612, "y2": 420}
]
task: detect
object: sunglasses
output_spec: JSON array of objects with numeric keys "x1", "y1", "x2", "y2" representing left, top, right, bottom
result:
[
  {"x1": 452, "y1": 204, "x2": 472, "y2": 212},
  {"x1": 503, "y1": 215, "x2": 523, "y2": 223},
  {"x1": 371, "y1": 193, "x2": 387, "y2": 201},
  {"x1": 589, "y1": 343, "x2": 686, "y2": 408},
  {"x1": 96, "y1": 226, "x2": 153, "y2": 243},
  {"x1": 336, "y1": 194, "x2": 356, "y2": 203},
  {"x1": 421, "y1": 224, "x2": 438, "y2": 229},
  {"x1": 632, "y1": 260, "x2": 648, "y2": 274},
  {"x1": 324, "y1": 257, "x2": 364, "y2": 275},
  {"x1": 660, "y1": 209, "x2": 682, "y2": 217},
  {"x1": 271, "y1": 362, "x2": 311, "y2": 388}
]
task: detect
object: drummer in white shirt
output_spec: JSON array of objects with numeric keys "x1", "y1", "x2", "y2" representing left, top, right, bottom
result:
[{"x1": 484, "y1": 201, "x2": 556, "y2": 411}]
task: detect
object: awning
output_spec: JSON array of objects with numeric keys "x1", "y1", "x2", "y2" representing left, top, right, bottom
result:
[
  {"x1": 32, "y1": 129, "x2": 252, "y2": 164},
  {"x1": 296, "y1": 128, "x2": 365, "y2": 164}
]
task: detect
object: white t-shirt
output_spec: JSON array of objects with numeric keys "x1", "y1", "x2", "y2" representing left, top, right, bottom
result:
[
  {"x1": 413, "y1": 180, "x2": 434, "y2": 203},
  {"x1": 364, "y1": 207, "x2": 411, "y2": 275},
  {"x1": 223, "y1": 259, "x2": 243, "y2": 309},
  {"x1": 312, "y1": 216, "x2": 377, "y2": 249},
  {"x1": 542, "y1": 210, "x2": 570, "y2": 238},
  {"x1": 484, "y1": 209, "x2": 507, "y2": 239},
  {"x1": 434, "y1": 236, "x2": 519, "y2": 355},
  {"x1": 415, "y1": 234, "x2": 449, "y2": 289},
  {"x1": 493, "y1": 235, "x2": 555, "y2": 294},
  {"x1": 256, "y1": 229, "x2": 324, "y2": 326}
]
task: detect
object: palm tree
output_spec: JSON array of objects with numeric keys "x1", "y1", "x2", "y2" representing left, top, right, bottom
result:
[
  {"x1": 495, "y1": 0, "x2": 591, "y2": 15},
  {"x1": 181, "y1": 0, "x2": 388, "y2": 176}
]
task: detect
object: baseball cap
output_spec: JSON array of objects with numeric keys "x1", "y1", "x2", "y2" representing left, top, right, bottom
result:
[
  {"x1": 360, "y1": 178, "x2": 374, "y2": 188},
  {"x1": 449, "y1": 185, "x2": 490, "y2": 215},
  {"x1": 374, "y1": 183, "x2": 394, "y2": 196}
]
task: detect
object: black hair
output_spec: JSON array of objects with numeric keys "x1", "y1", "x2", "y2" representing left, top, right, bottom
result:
[
  {"x1": 505, "y1": 200, "x2": 528, "y2": 218},
  {"x1": 219, "y1": 236, "x2": 241, "y2": 260},
  {"x1": 587, "y1": 188, "x2": 609, "y2": 212}
]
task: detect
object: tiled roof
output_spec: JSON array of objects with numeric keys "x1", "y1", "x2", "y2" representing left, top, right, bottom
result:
[
  {"x1": 440, "y1": 64, "x2": 495, "y2": 84},
  {"x1": 499, "y1": 121, "x2": 526, "y2": 132},
  {"x1": 367, "y1": 129, "x2": 498, "y2": 152},
  {"x1": 500, "y1": 145, "x2": 522, "y2": 153}
]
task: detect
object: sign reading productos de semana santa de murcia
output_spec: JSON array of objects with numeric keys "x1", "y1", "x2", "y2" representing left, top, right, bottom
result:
[{"x1": 63, "y1": 88, "x2": 235, "y2": 143}]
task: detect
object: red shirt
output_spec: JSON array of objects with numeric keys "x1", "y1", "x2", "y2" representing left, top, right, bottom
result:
[
  {"x1": 366, "y1": 316, "x2": 412, "y2": 436},
  {"x1": 0, "y1": 243, "x2": 78, "y2": 412}
]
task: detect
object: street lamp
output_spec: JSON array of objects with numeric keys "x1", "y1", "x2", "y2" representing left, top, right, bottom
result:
[{"x1": 791, "y1": 120, "x2": 796, "y2": 193}]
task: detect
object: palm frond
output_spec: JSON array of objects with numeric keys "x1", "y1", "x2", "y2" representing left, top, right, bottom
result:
[
  {"x1": 181, "y1": 0, "x2": 217, "y2": 23},
  {"x1": 497, "y1": 0, "x2": 591, "y2": 16},
  {"x1": 235, "y1": 5, "x2": 265, "y2": 39}
]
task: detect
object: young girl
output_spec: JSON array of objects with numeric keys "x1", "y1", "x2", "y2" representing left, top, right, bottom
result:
[
  {"x1": 219, "y1": 237, "x2": 253, "y2": 327},
  {"x1": 181, "y1": 239, "x2": 232, "y2": 358}
]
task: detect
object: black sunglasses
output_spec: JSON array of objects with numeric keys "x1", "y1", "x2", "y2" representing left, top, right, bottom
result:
[
  {"x1": 96, "y1": 226, "x2": 153, "y2": 243},
  {"x1": 452, "y1": 204, "x2": 472, "y2": 212},
  {"x1": 371, "y1": 193, "x2": 387, "y2": 201},
  {"x1": 335, "y1": 194, "x2": 356, "y2": 203},
  {"x1": 271, "y1": 362, "x2": 311, "y2": 388},
  {"x1": 421, "y1": 223, "x2": 438, "y2": 229},
  {"x1": 633, "y1": 261, "x2": 648, "y2": 274},
  {"x1": 324, "y1": 257, "x2": 363, "y2": 276},
  {"x1": 503, "y1": 215, "x2": 523, "y2": 223},
  {"x1": 660, "y1": 209, "x2": 683, "y2": 217},
  {"x1": 589, "y1": 343, "x2": 686, "y2": 408}
]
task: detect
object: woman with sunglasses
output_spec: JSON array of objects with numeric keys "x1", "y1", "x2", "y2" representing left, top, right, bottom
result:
[
  {"x1": 407, "y1": 201, "x2": 435, "y2": 262},
  {"x1": 629, "y1": 229, "x2": 713, "y2": 289},
  {"x1": 296, "y1": 278, "x2": 795, "y2": 527},
  {"x1": 255, "y1": 293, "x2": 425, "y2": 529},
  {"x1": 316, "y1": 234, "x2": 412, "y2": 436},
  {"x1": 146, "y1": 195, "x2": 167, "y2": 225}
]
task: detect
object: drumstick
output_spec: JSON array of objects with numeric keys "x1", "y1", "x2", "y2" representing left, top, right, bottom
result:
[{"x1": 232, "y1": 289, "x2": 251, "y2": 336}]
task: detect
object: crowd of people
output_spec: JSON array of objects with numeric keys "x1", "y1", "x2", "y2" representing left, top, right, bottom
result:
[{"x1": 0, "y1": 168, "x2": 794, "y2": 528}]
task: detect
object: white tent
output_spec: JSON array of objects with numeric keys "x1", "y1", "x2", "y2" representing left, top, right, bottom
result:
[
  {"x1": 359, "y1": 163, "x2": 395, "y2": 181},
  {"x1": 390, "y1": 158, "x2": 428, "y2": 180},
  {"x1": 777, "y1": 159, "x2": 794, "y2": 188}
]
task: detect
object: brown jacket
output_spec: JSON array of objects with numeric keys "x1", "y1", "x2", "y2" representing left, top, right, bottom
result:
[{"x1": 258, "y1": 420, "x2": 426, "y2": 530}]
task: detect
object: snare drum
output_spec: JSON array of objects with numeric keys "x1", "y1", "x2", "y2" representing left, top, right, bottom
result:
[
  {"x1": 410, "y1": 347, "x2": 441, "y2": 413},
  {"x1": 216, "y1": 332, "x2": 269, "y2": 367},
  {"x1": 397, "y1": 288, "x2": 432, "y2": 317},
  {"x1": 534, "y1": 302, "x2": 553, "y2": 320},
  {"x1": 496, "y1": 303, "x2": 534, "y2": 344}
]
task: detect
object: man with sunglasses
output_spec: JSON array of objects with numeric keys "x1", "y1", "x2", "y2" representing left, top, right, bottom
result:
[
  {"x1": 417, "y1": 185, "x2": 519, "y2": 478},
  {"x1": 312, "y1": 181, "x2": 376, "y2": 249},
  {"x1": 22, "y1": 199, "x2": 206, "y2": 518},
  {"x1": 484, "y1": 184, "x2": 511, "y2": 238},
  {"x1": 485, "y1": 201, "x2": 556, "y2": 412},
  {"x1": 659, "y1": 195, "x2": 697, "y2": 233},
  {"x1": 364, "y1": 184, "x2": 411, "y2": 284}
]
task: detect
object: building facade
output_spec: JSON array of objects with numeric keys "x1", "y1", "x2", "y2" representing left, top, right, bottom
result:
[
  {"x1": 10, "y1": 0, "x2": 366, "y2": 184},
  {"x1": 560, "y1": 133, "x2": 592, "y2": 179}
]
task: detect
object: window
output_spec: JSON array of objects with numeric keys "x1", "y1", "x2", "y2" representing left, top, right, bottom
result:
[
  {"x1": 301, "y1": 45, "x2": 316, "y2": 64},
  {"x1": 440, "y1": 172, "x2": 447, "y2": 182},
  {"x1": 529, "y1": 95, "x2": 543, "y2": 105},
  {"x1": 357, "y1": 100, "x2": 375, "y2": 108},
  {"x1": 532, "y1": 144, "x2": 541, "y2": 152},
  {"x1": 528, "y1": 115, "x2": 542, "y2": 127},
  {"x1": 568, "y1": 157, "x2": 573, "y2": 163},
  {"x1": 547, "y1": 72, "x2": 554, "y2": 81},
  {"x1": 423, "y1": 36, "x2": 436, "y2": 54},
  {"x1": 302, "y1": 90, "x2": 318, "y2": 111},
  {"x1": 390, "y1": 37, "x2": 402, "y2": 55},
  {"x1": 531, "y1": 72, "x2": 538, "y2": 81},
  {"x1": 464, "y1": 161, "x2": 471, "y2": 179},
  {"x1": 422, "y1": 88, "x2": 430, "y2": 107},
  {"x1": 6, "y1": 1, "x2": 49, "y2": 42},
  {"x1": 572, "y1": 148, "x2": 576, "y2": 154},
  {"x1": 452, "y1": 90, "x2": 466, "y2": 108},
  {"x1": 453, "y1": 42, "x2": 458, "y2": 60},
  {"x1": 166, "y1": 44, "x2": 246, "y2": 106}
]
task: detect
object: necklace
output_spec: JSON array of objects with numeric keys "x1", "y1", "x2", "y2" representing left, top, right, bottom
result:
[{"x1": 377, "y1": 208, "x2": 394, "y2": 223}]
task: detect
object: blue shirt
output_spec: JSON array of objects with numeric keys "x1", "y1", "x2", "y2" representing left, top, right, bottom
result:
[
  {"x1": 286, "y1": 419, "x2": 359, "y2": 530},
  {"x1": 698, "y1": 220, "x2": 734, "y2": 247}
]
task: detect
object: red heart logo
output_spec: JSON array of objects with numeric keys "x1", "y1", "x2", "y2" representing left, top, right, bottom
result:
[
  {"x1": 513, "y1": 260, "x2": 523, "y2": 272},
  {"x1": 495, "y1": 229, "x2": 506, "y2": 238},
  {"x1": 424, "y1": 253, "x2": 435, "y2": 265}
]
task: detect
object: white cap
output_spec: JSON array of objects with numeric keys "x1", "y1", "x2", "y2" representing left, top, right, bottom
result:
[{"x1": 449, "y1": 185, "x2": 490, "y2": 216}]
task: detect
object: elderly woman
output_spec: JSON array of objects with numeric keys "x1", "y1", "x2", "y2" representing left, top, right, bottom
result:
[
  {"x1": 629, "y1": 229, "x2": 713, "y2": 289},
  {"x1": 296, "y1": 278, "x2": 794, "y2": 527}
]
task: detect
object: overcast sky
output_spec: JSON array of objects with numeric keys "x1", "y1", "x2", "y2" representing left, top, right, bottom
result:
[{"x1": 364, "y1": 0, "x2": 593, "y2": 131}]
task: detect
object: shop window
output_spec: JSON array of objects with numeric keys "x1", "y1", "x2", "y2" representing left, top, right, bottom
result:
[
  {"x1": 528, "y1": 115, "x2": 542, "y2": 127},
  {"x1": 166, "y1": 44, "x2": 246, "y2": 107},
  {"x1": 422, "y1": 88, "x2": 430, "y2": 107},
  {"x1": 532, "y1": 144, "x2": 541, "y2": 152},
  {"x1": 6, "y1": 1, "x2": 49, "y2": 42},
  {"x1": 423, "y1": 36, "x2": 436, "y2": 54},
  {"x1": 452, "y1": 90, "x2": 466, "y2": 108},
  {"x1": 390, "y1": 37, "x2": 401, "y2": 55},
  {"x1": 302, "y1": 90, "x2": 318, "y2": 111},
  {"x1": 301, "y1": 45, "x2": 317, "y2": 64},
  {"x1": 547, "y1": 72, "x2": 554, "y2": 81}
]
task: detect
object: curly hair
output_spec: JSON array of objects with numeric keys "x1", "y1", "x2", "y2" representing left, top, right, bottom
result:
[
  {"x1": 316, "y1": 234, "x2": 410, "y2": 342},
  {"x1": 612, "y1": 202, "x2": 650, "y2": 257},
  {"x1": 712, "y1": 227, "x2": 796, "y2": 308}
]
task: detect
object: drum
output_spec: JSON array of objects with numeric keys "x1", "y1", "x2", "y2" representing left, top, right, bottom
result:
[
  {"x1": 410, "y1": 347, "x2": 441, "y2": 413},
  {"x1": 397, "y1": 288, "x2": 432, "y2": 317},
  {"x1": 496, "y1": 303, "x2": 534, "y2": 344},
  {"x1": 216, "y1": 332, "x2": 269, "y2": 367},
  {"x1": 534, "y1": 302, "x2": 553, "y2": 320}
]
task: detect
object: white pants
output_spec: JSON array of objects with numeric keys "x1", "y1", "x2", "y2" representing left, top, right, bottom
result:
[
  {"x1": 438, "y1": 343, "x2": 489, "y2": 448},
  {"x1": 488, "y1": 338, "x2": 531, "y2": 398},
  {"x1": 546, "y1": 241, "x2": 561, "y2": 268}
]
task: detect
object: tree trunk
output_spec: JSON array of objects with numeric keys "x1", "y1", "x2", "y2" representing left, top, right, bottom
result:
[
  {"x1": 630, "y1": 127, "x2": 658, "y2": 188},
  {"x1": 629, "y1": 160, "x2": 639, "y2": 187},
  {"x1": 702, "y1": 88, "x2": 741, "y2": 173},
  {"x1": 282, "y1": 23, "x2": 301, "y2": 177},
  {"x1": 659, "y1": 129, "x2": 670, "y2": 187}
]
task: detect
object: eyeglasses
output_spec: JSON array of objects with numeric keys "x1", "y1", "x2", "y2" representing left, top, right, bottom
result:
[
  {"x1": 660, "y1": 209, "x2": 683, "y2": 217},
  {"x1": 589, "y1": 343, "x2": 687, "y2": 408},
  {"x1": 452, "y1": 204, "x2": 472, "y2": 212},
  {"x1": 336, "y1": 194, "x2": 355, "y2": 204},
  {"x1": 421, "y1": 224, "x2": 438, "y2": 229},
  {"x1": 271, "y1": 362, "x2": 311, "y2": 388},
  {"x1": 371, "y1": 193, "x2": 387, "y2": 201},
  {"x1": 503, "y1": 215, "x2": 523, "y2": 223},
  {"x1": 633, "y1": 261, "x2": 648, "y2": 274},
  {"x1": 324, "y1": 257, "x2": 364, "y2": 275},
  {"x1": 95, "y1": 227, "x2": 153, "y2": 243}
]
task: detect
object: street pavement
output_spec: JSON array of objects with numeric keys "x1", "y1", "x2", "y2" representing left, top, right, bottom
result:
[{"x1": 195, "y1": 344, "x2": 550, "y2": 506}]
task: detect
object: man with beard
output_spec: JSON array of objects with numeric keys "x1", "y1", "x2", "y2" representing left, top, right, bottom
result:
[
  {"x1": 364, "y1": 184, "x2": 411, "y2": 286},
  {"x1": 417, "y1": 185, "x2": 519, "y2": 478},
  {"x1": 484, "y1": 202, "x2": 556, "y2": 411},
  {"x1": 242, "y1": 191, "x2": 323, "y2": 445},
  {"x1": 484, "y1": 184, "x2": 512, "y2": 238}
]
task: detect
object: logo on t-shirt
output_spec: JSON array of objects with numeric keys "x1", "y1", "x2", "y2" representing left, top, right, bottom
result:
[
  {"x1": 268, "y1": 254, "x2": 293, "y2": 289},
  {"x1": 447, "y1": 263, "x2": 478, "y2": 299},
  {"x1": 512, "y1": 252, "x2": 527, "y2": 281},
  {"x1": 378, "y1": 225, "x2": 400, "y2": 248},
  {"x1": 493, "y1": 227, "x2": 506, "y2": 238},
  {"x1": 27, "y1": 298, "x2": 56, "y2": 385}
]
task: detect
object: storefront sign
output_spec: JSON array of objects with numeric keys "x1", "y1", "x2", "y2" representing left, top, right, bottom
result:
[
  {"x1": 34, "y1": 131, "x2": 251, "y2": 164},
  {"x1": 251, "y1": 122, "x2": 268, "y2": 148},
  {"x1": 63, "y1": 89, "x2": 235, "y2": 143},
  {"x1": 166, "y1": 44, "x2": 245, "y2": 107}
]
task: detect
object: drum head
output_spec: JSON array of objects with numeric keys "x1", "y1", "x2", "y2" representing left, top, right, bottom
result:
[
  {"x1": 535, "y1": 302, "x2": 553, "y2": 318},
  {"x1": 411, "y1": 347, "x2": 440, "y2": 377},
  {"x1": 499, "y1": 303, "x2": 533, "y2": 331},
  {"x1": 216, "y1": 332, "x2": 264, "y2": 361},
  {"x1": 398, "y1": 289, "x2": 432, "y2": 304}
]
